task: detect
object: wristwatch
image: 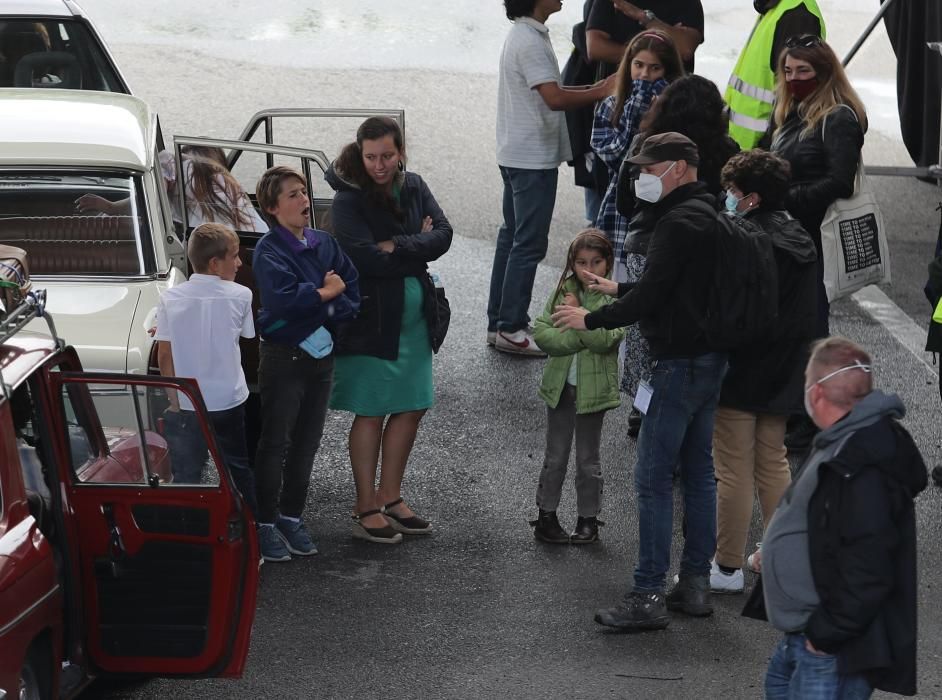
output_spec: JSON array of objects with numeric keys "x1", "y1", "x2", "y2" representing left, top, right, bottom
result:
[{"x1": 641, "y1": 9, "x2": 657, "y2": 26}]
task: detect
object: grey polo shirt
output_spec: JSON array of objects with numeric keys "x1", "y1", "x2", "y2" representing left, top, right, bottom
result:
[{"x1": 496, "y1": 17, "x2": 572, "y2": 170}]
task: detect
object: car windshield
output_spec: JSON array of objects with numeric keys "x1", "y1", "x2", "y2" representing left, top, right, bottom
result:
[
  {"x1": 0, "y1": 19, "x2": 124, "y2": 92},
  {"x1": 0, "y1": 171, "x2": 153, "y2": 276}
]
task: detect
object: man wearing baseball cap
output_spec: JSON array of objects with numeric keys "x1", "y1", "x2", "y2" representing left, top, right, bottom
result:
[{"x1": 553, "y1": 131, "x2": 727, "y2": 631}]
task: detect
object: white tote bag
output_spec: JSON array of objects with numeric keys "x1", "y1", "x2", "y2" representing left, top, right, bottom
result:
[{"x1": 819, "y1": 113, "x2": 890, "y2": 302}]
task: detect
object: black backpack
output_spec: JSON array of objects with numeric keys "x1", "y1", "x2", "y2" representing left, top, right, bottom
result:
[{"x1": 690, "y1": 201, "x2": 779, "y2": 349}]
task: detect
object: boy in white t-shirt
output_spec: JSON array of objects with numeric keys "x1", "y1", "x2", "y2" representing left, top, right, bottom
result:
[{"x1": 154, "y1": 222, "x2": 257, "y2": 514}]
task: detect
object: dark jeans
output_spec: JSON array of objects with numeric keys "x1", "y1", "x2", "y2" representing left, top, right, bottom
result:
[
  {"x1": 766, "y1": 634, "x2": 872, "y2": 699},
  {"x1": 254, "y1": 341, "x2": 333, "y2": 524},
  {"x1": 163, "y1": 402, "x2": 258, "y2": 514},
  {"x1": 486, "y1": 166, "x2": 558, "y2": 333},
  {"x1": 633, "y1": 352, "x2": 727, "y2": 592}
]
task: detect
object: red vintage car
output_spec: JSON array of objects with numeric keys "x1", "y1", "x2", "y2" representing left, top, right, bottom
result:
[{"x1": 0, "y1": 293, "x2": 259, "y2": 699}]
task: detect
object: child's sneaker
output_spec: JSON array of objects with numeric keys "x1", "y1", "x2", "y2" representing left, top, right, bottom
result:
[
  {"x1": 495, "y1": 329, "x2": 545, "y2": 357},
  {"x1": 276, "y1": 516, "x2": 319, "y2": 556},
  {"x1": 710, "y1": 559, "x2": 744, "y2": 594},
  {"x1": 258, "y1": 524, "x2": 291, "y2": 562}
]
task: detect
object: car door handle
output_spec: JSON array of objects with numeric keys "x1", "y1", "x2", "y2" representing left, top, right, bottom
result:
[{"x1": 100, "y1": 503, "x2": 127, "y2": 578}]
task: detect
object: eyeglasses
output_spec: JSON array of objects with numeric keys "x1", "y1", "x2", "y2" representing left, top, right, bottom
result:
[
  {"x1": 804, "y1": 360, "x2": 872, "y2": 393},
  {"x1": 785, "y1": 34, "x2": 823, "y2": 49}
]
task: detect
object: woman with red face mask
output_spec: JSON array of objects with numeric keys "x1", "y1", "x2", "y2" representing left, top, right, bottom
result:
[
  {"x1": 770, "y1": 35, "x2": 867, "y2": 340},
  {"x1": 769, "y1": 35, "x2": 866, "y2": 452}
]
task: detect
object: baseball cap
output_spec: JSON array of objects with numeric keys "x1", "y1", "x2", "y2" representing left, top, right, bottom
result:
[{"x1": 626, "y1": 132, "x2": 700, "y2": 167}]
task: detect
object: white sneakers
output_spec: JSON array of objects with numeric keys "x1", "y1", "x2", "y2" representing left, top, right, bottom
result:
[
  {"x1": 710, "y1": 559, "x2": 745, "y2": 594},
  {"x1": 493, "y1": 329, "x2": 545, "y2": 357}
]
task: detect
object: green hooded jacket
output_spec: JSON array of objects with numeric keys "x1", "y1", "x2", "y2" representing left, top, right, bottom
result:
[{"x1": 533, "y1": 277, "x2": 625, "y2": 414}]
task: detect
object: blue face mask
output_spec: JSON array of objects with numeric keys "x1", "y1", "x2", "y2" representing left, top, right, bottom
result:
[
  {"x1": 724, "y1": 191, "x2": 744, "y2": 215},
  {"x1": 299, "y1": 325, "x2": 333, "y2": 359}
]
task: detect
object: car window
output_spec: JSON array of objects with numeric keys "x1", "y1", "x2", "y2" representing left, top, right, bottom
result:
[
  {"x1": 57, "y1": 376, "x2": 220, "y2": 488},
  {"x1": 0, "y1": 171, "x2": 155, "y2": 275},
  {"x1": 0, "y1": 19, "x2": 125, "y2": 92}
]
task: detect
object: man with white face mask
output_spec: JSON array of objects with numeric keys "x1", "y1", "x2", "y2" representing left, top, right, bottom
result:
[
  {"x1": 746, "y1": 337, "x2": 927, "y2": 698},
  {"x1": 553, "y1": 131, "x2": 727, "y2": 631}
]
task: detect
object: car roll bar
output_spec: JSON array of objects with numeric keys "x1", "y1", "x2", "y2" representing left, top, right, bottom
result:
[{"x1": 228, "y1": 108, "x2": 406, "y2": 172}]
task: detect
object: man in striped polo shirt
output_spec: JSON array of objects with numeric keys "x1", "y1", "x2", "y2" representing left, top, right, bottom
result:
[{"x1": 488, "y1": 0, "x2": 613, "y2": 357}]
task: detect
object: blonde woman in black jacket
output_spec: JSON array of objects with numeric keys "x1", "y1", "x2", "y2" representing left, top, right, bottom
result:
[{"x1": 770, "y1": 35, "x2": 866, "y2": 339}]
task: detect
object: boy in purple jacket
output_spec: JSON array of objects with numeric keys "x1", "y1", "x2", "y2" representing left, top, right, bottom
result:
[{"x1": 252, "y1": 166, "x2": 360, "y2": 562}]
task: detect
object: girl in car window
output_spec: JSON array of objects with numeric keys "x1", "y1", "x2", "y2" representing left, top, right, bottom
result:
[
  {"x1": 75, "y1": 145, "x2": 267, "y2": 233},
  {"x1": 325, "y1": 116, "x2": 453, "y2": 545}
]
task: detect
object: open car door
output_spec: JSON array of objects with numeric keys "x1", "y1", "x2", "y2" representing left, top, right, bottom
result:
[{"x1": 48, "y1": 371, "x2": 258, "y2": 678}]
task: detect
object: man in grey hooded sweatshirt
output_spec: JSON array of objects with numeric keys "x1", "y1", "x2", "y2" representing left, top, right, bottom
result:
[{"x1": 753, "y1": 337, "x2": 927, "y2": 698}]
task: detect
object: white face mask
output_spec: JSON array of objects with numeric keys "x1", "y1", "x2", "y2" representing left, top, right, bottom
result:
[
  {"x1": 634, "y1": 161, "x2": 677, "y2": 203},
  {"x1": 803, "y1": 385, "x2": 816, "y2": 424}
]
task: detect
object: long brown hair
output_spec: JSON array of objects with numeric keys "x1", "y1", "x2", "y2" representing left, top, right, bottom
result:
[
  {"x1": 334, "y1": 116, "x2": 407, "y2": 220},
  {"x1": 772, "y1": 37, "x2": 868, "y2": 140},
  {"x1": 553, "y1": 229, "x2": 614, "y2": 304},
  {"x1": 181, "y1": 144, "x2": 254, "y2": 229},
  {"x1": 610, "y1": 30, "x2": 684, "y2": 127}
]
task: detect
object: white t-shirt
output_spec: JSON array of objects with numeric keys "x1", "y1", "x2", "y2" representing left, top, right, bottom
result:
[
  {"x1": 496, "y1": 17, "x2": 572, "y2": 170},
  {"x1": 154, "y1": 274, "x2": 255, "y2": 412}
]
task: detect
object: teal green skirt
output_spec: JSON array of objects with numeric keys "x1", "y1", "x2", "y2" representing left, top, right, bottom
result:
[{"x1": 330, "y1": 277, "x2": 433, "y2": 416}]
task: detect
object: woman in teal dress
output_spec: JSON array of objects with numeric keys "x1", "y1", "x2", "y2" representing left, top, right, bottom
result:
[{"x1": 325, "y1": 116, "x2": 453, "y2": 544}]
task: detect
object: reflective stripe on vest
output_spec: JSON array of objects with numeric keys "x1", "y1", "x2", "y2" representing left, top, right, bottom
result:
[
  {"x1": 727, "y1": 75, "x2": 776, "y2": 106},
  {"x1": 728, "y1": 109, "x2": 771, "y2": 133},
  {"x1": 724, "y1": 0, "x2": 825, "y2": 149}
]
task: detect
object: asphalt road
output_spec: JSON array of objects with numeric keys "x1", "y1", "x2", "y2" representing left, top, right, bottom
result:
[{"x1": 82, "y1": 44, "x2": 942, "y2": 700}]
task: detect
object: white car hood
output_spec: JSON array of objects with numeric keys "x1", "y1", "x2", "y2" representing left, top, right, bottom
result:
[{"x1": 28, "y1": 283, "x2": 142, "y2": 372}]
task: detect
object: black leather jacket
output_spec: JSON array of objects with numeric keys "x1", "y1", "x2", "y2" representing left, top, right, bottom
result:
[{"x1": 771, "y1": 104, "x2": 865, "y2": 248}]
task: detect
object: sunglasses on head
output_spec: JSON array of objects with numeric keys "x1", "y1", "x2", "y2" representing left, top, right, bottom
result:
[{"x1": 785, "y1": 34, "x2": 823, "y2": 49}]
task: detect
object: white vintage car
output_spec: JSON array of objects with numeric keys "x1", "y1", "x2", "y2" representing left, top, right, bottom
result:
[
  {"x1": 0, "y1": 89, "x2": 389, "y2": 390},
  {"x1": 0, "y1": 89, "x2": 186, "y2": 375}
]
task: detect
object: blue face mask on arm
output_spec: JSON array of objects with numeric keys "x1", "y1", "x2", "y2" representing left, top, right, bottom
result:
[{"x1": 299, "y1": 325, "x2": 333, "y2": 359}]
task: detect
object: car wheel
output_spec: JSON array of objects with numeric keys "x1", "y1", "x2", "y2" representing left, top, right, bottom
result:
[{"x1": 19, "y1": 646, "x2": 50, "y2": 700}]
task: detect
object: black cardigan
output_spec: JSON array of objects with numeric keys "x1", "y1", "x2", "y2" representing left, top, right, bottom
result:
[{"x1": 325, "y1": 167, "x2": 453, "y2": 360}]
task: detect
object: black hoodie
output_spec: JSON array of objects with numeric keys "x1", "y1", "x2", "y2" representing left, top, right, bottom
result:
[
  {"x1": 719, "y1": 209, "x2": 818, "y2": 414},
  {"x1": 585, "y1": 181, "x2": 718, "y2": 359}
]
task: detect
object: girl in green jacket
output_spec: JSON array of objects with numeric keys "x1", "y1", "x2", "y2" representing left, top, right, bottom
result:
[{"x1": 531, "y1": 230, "x2": 625, "y2": 544}]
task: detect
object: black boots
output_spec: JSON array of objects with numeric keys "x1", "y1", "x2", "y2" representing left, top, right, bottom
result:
[
  {"x1": 530, "y1": 510, "x2": 569, "y2": 544},
  {"x1": 666, "y1": 574, "x2": 714, "y2": 617},
  {"x1": 570, "y1": 516, "x2": 600, "y2": 544}
]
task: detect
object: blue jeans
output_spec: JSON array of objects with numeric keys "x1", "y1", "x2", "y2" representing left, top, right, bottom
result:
[
  {"x1": 766, "y1": 634, "x2": 872, "y2": 699},
  {"x1": 632, "y1": 352, "x2": 727, "y2": 592},
  {"x1": 163, "y1": 402, "x2": 258, "y2": 514},
  {"x1": 487, "y1": 166, "x2": 558, "y2": 333}
]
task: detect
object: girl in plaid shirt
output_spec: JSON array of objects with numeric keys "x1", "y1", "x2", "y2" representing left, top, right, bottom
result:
[{"x1": 590, "y1": 30, "x2": 683, "y2": 270}]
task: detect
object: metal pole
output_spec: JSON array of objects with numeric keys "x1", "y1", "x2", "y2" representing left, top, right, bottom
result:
[{"x1": 842, "y1": 0, "x2": 900, "y2": 67}]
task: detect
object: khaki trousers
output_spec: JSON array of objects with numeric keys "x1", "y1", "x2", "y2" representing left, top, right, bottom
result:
[{"x1": 713, "y1": 407, "x2": 791, "y2": 569}]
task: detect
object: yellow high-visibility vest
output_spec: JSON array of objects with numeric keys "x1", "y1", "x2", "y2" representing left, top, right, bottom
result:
[{"x1": 725, "y1": 0, "x2": 826, "y2": 150}]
